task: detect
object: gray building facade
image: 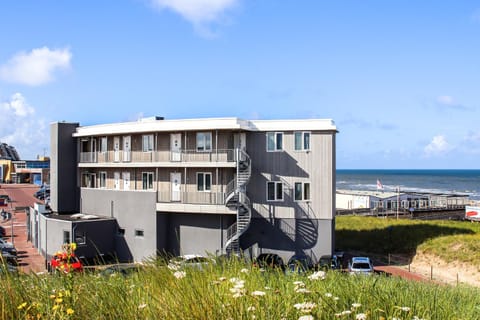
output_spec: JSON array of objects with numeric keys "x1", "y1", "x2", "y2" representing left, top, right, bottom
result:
[{"x1": 46, "y1": 117, "x2": 337, "y2": 264}]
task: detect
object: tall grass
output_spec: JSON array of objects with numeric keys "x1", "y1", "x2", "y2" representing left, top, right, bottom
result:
[{"x1": 2, "y1": 258, "x2": 480, "y2": 319}]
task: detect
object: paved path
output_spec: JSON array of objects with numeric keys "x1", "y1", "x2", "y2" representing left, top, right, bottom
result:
[{"x1": 0, "y1": 184, "x2": 46, "y2": 274}]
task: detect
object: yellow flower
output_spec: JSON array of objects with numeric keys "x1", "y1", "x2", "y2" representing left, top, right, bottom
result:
[
  {"x1": 17, "y1": 302, "x2": 27, "y2": 309},
  {"x1": 55, "y1": 298, "x2": 63, "y2": 304},
  {"x1": 52, "y1": 305, "x2": 59, "y2": 311},
  {"x1": 66, "y1": 308, "x2": 74, "y2": 315},
  {"x1": 50, "y1": 294, "x2": 56, "y2": 299},
  {"x1": 70, "y1": 243, "x2": 77, "y2": 250}
]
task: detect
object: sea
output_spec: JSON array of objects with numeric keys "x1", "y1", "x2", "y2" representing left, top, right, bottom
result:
[{"x1": 336, "y1": 169, "x2": 480, "y2": 200}]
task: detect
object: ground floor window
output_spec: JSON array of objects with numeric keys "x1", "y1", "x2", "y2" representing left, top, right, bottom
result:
[
  {"x1": 135, "y1": 229, "x2": 144, "y2": 237},
  {"x1": 63, "y1": 230, "x2": 70, "y2": 244},
  {"x1": 267, "y1": 181, "x2": 283, "y2": 201},
  {"x1": 294, "y1": 182, "x2": 311, "y2": 201}
]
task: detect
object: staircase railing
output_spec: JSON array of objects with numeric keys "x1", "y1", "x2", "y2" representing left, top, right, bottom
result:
[{"x1": 224, "y1": 148, "x2": 252, "y2": 255}]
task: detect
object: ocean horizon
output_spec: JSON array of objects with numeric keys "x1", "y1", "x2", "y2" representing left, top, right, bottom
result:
[{"x1": 336, "y1": 169, "x2": 480, "y2": 200}]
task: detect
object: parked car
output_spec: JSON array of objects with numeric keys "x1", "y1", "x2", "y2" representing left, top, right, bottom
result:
[
  {"x1": 253, "y1": 253, "x2": 285, "y2": 271},
  {"x1": 348, "y1": 257, "x2": 374, "y2": 275},
  {"x1": 0, "y1": 239, "x2": 17, "y2": 256},
  {"x1": 168, "y1": 254, "x2": 215, "y2": 271},
  {"x1": 317, "y1": 254, "x2": 342, "y2": 271},
  {"x1": 286, "y1": 254, "x2": 314, "y2": 273},
  {"x1": 34, "y1": 186, "x2": 50, "y2": 199}
]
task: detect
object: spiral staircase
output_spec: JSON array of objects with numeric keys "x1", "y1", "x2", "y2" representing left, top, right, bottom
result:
[{"x1": 224, "y1": 148, "x2": 252, "y2": 255}]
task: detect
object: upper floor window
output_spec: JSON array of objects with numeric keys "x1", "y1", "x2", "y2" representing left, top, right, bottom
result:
[
  {"x1": 142, "y1": 172, "x2": 154, "y2": 190},
  {"x1": 267, "y1": 181, "x2": 283, "y2": 201},
  {"x1": 267, "y1": 132, "x2": 283, "y2": 151},
  {"x1": 100, "y1": 137, "x2": 108, "y2": 153},
  {"x1": 142, "y1": 135, "x2": 154, "y2": 152},
  {"x1": 196, "y1": 132, "x2": 212, "y2": 152},
  {"x1": 99, "y1": 172, "x2": 107, "y2": 188},
  {"x1": 197, "y1": 172, "x2": 212, "y2": 192},
  {"x1": 294, "y1": 132, "x2": 310, "y2": 151},
  {"x1": 294, "y1": 182, "x2": 311, "y2": 201}
]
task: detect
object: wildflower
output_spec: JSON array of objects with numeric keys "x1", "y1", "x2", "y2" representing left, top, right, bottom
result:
[
  {"x1": 218, "y1": 276, "x2": 227, "y2": 281},
  {"x1": 295, "y1": 288, "x2": 311, "y2": 294},
  {"x1": 229, "y1": 277, "x2": 240, "y2": 283},
  {"x1": 293, "y1": 302, "x2": 317, "y2": 313},
  {"x1": 298, "y1": 315, "x2": 314, "y2": 320},
  {"x1": 251, "y1": 291, "x2": 266, "y2": 296},
  {"x1": 138, "y1": 303, "x2": 147, "y2": 309},
  {"x1": 399, "y1": 306, "x2": 411, "y2": 312},
  {"x1": 232, "y1": 292, "x2": 245, "y2": 298},
  {"x1": 49, "y1": 294, "x2": 56, "y2": 299},
  {"x1": 356, "y1": 313, "x2": 367, "y2": 320},
  {"x1": 240, "y1": 268, "x2": 249, "y2": 273},
  {"x1": 17, "y1": 302, "x2": 27, "y2": 310},
  {"x1": 325, "y1": 292, "x2": 333, "y2": 298},
  {"x1": 66, "y1": 308, "x2": 74, "y2": 315},
  {"x1": 247, "y1": 306, "x2": 256, "y2": 312},
  {"x1": 308, "y1": 271, "x2": 326, "y2": 280},
  {"x1": 333, "y1": 297, "x2": 340, "y2": 301},
  {"x1": 173, "y1": 271, "x2": 186, "y2": 279},
  {"x1": 341, "y1": 310, "x2": 352, "y2": 315},
  {"x1": 351, "y1": 302, "x2": 361, "y2": 309},
  {"x1": 55, "y1": 298, "x2": 63, "y2": 304},
  {"x1": 52, "y1": 305, "x2": 59, "y2": 311},
  {"x1": 234, "y1": 281, "x2": 245, "y2": 289},
  {"x1": 259, "y1": 268, "x2": 265, "y2": 272},
  {"x1": 293, "y1": 281, "x2": 305, "y2": 286},
  {"x1": 264, "y1": 286, "x2": 271, "y2": 290}
]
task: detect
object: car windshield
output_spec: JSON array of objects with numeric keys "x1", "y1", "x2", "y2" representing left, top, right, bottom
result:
[{"x1": 352, "y1": 262, "x2": 371, "y2": 269}]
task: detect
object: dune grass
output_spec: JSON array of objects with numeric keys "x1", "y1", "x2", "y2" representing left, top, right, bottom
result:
[
  {"x1": 336, "y1": 216, "x2": 480, "y2": 265},
  {"x1": 1, "y1": 257, "x2": 480, "y2": 319}
]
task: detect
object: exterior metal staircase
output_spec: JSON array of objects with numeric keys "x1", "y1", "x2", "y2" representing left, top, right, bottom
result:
[{"x1": 224, "y1": 148, "x2": 252, "y2": 255}]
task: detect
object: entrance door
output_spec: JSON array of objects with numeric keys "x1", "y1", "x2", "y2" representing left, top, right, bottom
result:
[
  {"x1": 123, "y1": 136, "x2": 131, "y2": 162},
  {"x1": 114, "y1": 172, "x2": 120, "y2": 190},
  {"x1": 123, "y1": 172, "x2": 130, "y2": 190},
  {"x1": 171, "y1": 172, "x2": 181, "y2": 201},
  {"x1": 91, "y1": 138, "x2": 97, "y2": 162},
  {"x1": 170, "y1": 133, "x2": 181, "y2": 161},
  {"x1": 113, "y1": 137, "x2": 120, "y2": 162}
]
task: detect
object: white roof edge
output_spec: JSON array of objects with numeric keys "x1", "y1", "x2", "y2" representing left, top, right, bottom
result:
[{"x1": 73, "y1": 117, "x2": 336, "y2": 137}]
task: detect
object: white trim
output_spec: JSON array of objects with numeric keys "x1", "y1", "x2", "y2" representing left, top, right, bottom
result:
[
  {"x1": 266, "y1": 132, "x2": 283, "y2": 152},
  {"x1": 294, "y1": 181, "x2": 311, "y2": 202},
  {"x1": 266, "y1": 181, "x2": 284, "y2": 202},
  {"x1": 196, "y1": 172, "x2": 212, "y2": 192},
  {"x1": 294, "y1": 131, "x2": 311, "y2": 151}
]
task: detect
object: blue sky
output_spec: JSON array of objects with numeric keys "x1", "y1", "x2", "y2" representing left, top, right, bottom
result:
[{"x1": 1, "y1": 1, "x2": 480, "y2": 169}]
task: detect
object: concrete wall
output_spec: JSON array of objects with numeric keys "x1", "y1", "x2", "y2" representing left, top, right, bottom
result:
[
  {"x1": 80, "y1": 188, "x2": 157, "y2": 262},
  {"x1": 73, "y1": 220, "x2": 117, "y2": 260},
  {"x1": 50, "y1": 122, "x2": 79, "y2": 213}
]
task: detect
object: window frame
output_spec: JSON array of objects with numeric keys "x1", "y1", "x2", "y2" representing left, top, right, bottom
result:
[
  {"x1": 266, "y1": 132, "x2": 284, "y2": 152},
  {"x1": 294, "y1": 182, "x2": 311, "y2": 201},
  {"x1": 134, "y1": 229, "x2": 144, "y2": 238},
  {"x1": 142, "y1": 172, "x2": 154, "y2": 190},
  {"x1": 142, "y1": 134, "x2": 154, "y2": 152},
  {"x1": 196, "y1": 132, "x2": 212, "y2": 152},
  {"x1": 63, "y1": 230, "x2": 71, "y2": 244},
  {"x1": 294, "y1": 131, "x2": 311, "y2": 151},
  {"x1": 266, "y1": 181, "x2": 284, "y2": 202},
  {"x1": 197, "y1": 172, "x2": 212, "y2": 192},
  {"x1": 100, "y1": 136, "x2": 108, "y2": 153},
  {"x1": 99, "y1": 171, "x2": 107, "y2": 189}
]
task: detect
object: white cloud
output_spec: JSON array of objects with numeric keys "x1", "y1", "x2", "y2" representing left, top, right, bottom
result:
[
  {"x1": 150, "y1": 0, "x2": 239, "y2": 36},
  {"x1": 435, "y1": 95, "x2": 469, "y2": 111},
  {"x1": 0, "y1": 93, "x2": 48, "y2": 159},
  {"x1": 424, "y1": 135, "x2": 452, "y2": 156},
  {"x1": 0, "y1": 47, "x2": 71, "y2": 86}
]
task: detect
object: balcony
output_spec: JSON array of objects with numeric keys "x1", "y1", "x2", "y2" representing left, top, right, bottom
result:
[{"x1": 79, "y1": 149, "x2": 236, "y2": 164}]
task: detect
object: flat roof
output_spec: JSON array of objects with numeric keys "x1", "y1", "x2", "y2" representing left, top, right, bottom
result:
[
  {"x1": 73, "y1": 117, "x2": 337, "y2": 137},
  {"x1": 45, "y1": 213, "x2": 115, "y2": 222},
  {"x1": 337, "y1": 189, "x2": 470, "y2": 199}
]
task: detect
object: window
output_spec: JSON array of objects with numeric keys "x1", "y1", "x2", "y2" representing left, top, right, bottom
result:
[
  {"x1": 63, "y1": 230, "x2": 70, "y2": 244},
  {"x1": 294, "y1": 182, "x2": 311, "y2": 201},
  {"x1": 196, "y1": 132, "x2": 212, "y2": 152},
  {"x1": 294, "y1": 132, "x2": 310, "y2": 151},
  {"x1": 266, "y1": 132, "x2": 283, "y2": 151},
  {"x1": 100, "y1": 137, "x2": 107, "y2": 153},
  {"x1": 99, "y1": 172, "x2": 107, "y2": 188},
  {"x1": 135, "y1": 229, "x2": 144, "y2": 237},
  {"x1": 197, "y1": 172, "x2": 212, "y2": 191},
  {"x1": 142, "y1": 134, "x2": 154, "y2": 152},
  {"x1": 142, "y1": 172, "x2": 154, "y2": 190},
  {"x1": 267, "y1": 181, "x2": 283, "y2": 201}
]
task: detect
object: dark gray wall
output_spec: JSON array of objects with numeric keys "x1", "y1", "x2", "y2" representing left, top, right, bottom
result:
[
  {"x1": 80, "y1": 188, "x2": 157, "y2": 262},
  {"x1": 73, "y1": 220, "x2": 117, "y2": 261},
  {"x1": 50, "y1": 122, "x2": 79, "y2": 213}
]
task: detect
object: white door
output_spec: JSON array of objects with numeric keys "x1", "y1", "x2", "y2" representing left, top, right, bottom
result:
[
  {"x1": 171, "y1": 172, "x2": 181, "y2": 201},
  {"x1": 123, "y1": 136, "x2": 131, "y2": 162},
  {"x1": 114, "y1": 172, "x2": 120, "y2": 190},
  {"x1": 123, "y1": 172, "x2": 130, "y2": 190},
  {"x1": 91, "y1": 139, "x2": 97, "y2": 162},
  {"x1": 114, "y1": 137, "x2": 120, "y2": 162},
  {"x1": 170, "y1": 133, "x2": 181, "y2": 161}
]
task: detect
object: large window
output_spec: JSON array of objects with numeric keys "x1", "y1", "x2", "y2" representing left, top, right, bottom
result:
[
  {"x1": 142, "y1": 172, "x2": 154, "y2": 190},
  {"x1": 294, "y1": 132, "x2": 310, "y2": 151},
  {"x1": 197, "y1": 172, "x2": 212, "y2": 191},
  {"x1": 294, "y1": 182, "x2": 311, "y2": 201},
  {"x1": 142, "y1": 134, "x2": 154, "y2": 152},
  {"x1": 100, "y1": 137, "x2": 108, "y2": 153},
  {"x1": 266, "y1": 132, "x2": 283, "y2": 151},
  {"x1": 267, "y1": 181, "x2": 283, "y2": 201},
  {"x1": 74, "y1": 231, "x2": 86, "y2": 245},
  {"x1": 99, "y1": 172, "x2": 107, "y2": 188},
  {"x1": 196, "y1": 132, "x2": 212, "y2": 152}
]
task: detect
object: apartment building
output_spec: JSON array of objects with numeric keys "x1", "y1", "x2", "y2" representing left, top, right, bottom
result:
[{"x1": 41, "y1": 117, "x2": 337, "y2": 263}]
